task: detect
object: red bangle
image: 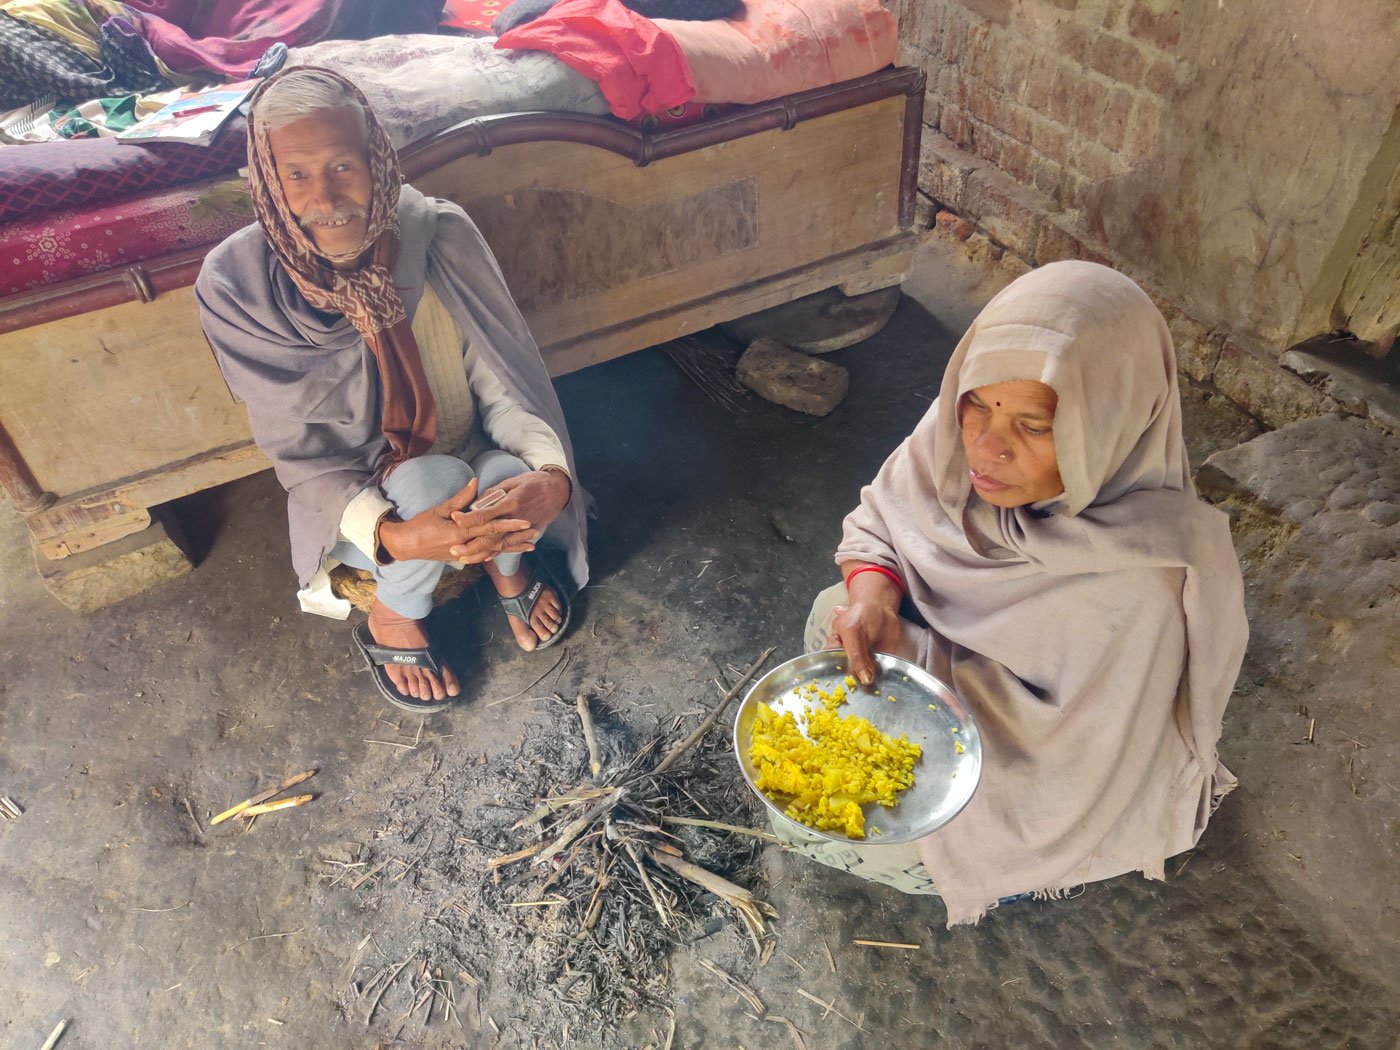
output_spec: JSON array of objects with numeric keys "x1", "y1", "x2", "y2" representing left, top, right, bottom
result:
[{"x1": 845, "y1": 564, "x2": 905, "y2": 597}]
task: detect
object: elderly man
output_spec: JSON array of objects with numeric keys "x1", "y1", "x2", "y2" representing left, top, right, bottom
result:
[{"x1": 197, "y1": 68, "x2": 587, "y2": 712}]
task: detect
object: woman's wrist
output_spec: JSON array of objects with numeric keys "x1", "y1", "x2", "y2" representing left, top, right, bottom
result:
[{"x1": 842, "y1": 562, "x2": 904, "y2": 610}]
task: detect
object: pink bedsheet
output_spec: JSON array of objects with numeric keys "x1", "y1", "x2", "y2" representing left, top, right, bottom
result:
[
  {"x1": 655, "y1": 0, "x2": 898, "y2": 105},
  {"x1": 1, "y1": 174, "x2": 251, "y2": 296}
]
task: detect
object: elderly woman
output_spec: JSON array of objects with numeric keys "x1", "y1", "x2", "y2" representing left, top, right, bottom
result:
[
  {"x1": 198, "y1": 68, "x2": 586, "y2": 711},
  {"x1": 789, "y1": 261, "x2": 1248, "y2": 924}
]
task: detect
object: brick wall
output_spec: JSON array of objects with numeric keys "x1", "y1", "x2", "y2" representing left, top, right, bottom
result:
[{"x1": 889, "y1": 0, "x2": 1400, "y2": 428}]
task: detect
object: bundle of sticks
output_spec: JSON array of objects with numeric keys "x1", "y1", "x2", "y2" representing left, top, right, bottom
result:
[{"x1": 489, "y1": 647, "x2": 779, "y2": 953}]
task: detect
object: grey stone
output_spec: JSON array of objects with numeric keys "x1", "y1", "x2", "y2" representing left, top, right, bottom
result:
[
  {"x1": 719, "y1": 285, "x2": 901, "y2": 355},
  {"x1": 33, "y1": 509, "x2": 193, "y2": 613},
  {"x1": 736, "y1": 338, "x2": 849, "y2": 416},
  {"x1": 1211, "y1": 340, "x2": 1334, "y2": 429},
  {"x1": 1282, "y1": 341, "x2": 1400, "y2": 433}
]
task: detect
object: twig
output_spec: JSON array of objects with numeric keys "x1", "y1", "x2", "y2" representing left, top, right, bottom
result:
[
  {"x1": 134, "y1": 901, "x2": 191, "y2": 914},
  {"x1": 699, "y1": 959, "x2": 765, "y2": 1015},
  {"x1": 242, "y1": 794, "x2": 313, "y2": 817},
  {"x1": 661, "y1": 816, "x2": 779, "y2": 843},
  {"x1": 210, "y1": 769, "x2": 317, "y2": 826},
  {"x1": 228, "y1": 928, "x2": 304, "y2": 951},
  {"x1": 852, "y1": 939, "x2": 921, "y2": 950},
  {"x1": 350, "y1": 857, "x2": 391, "y2": 891},
  {"x1": 488, "y1": 842, "x2": 548, "y2": 870},
  {"x1": 576, "y1": 692, "x2": 603, "y2": 777},
  {"x1": 365, "y1": 954, "x2": 414, "y2": 1027},
  {"x1": 765, "y1": 1015, "x2": 809, "y2": 1050},
  {"x1": 182, "y1": 797, "x2": 202, "y2": 834},
  {"x1": 363, "y1": 738, "x2": 417, "y2": 750},
  {"x1": 651, "y1": 647, "x2": 774, "y2": 777},
  {"x1": 625, "y1": 843, "x2": 671, "y2": 926},
  {"x1": 796, "y1": 989, "x2": 866, "y2": 1032},
  {"x1": 486, "y1": 648, "x2": 572, "y2": 707},
  {"x1": 38, "y1": 1020, "x2": 67, "y2": 1050},
  {"x1": 822, "y1": 939, "x2": 837, "y2": 974}
]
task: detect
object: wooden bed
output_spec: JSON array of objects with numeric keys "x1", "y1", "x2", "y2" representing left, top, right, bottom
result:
[{"x1": 0, "y1": 66, "x2": 924, "y2": 579}]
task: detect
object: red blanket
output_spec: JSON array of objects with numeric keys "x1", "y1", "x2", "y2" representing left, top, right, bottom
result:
[{"x1": 496, "y1": 0, "x2": 693, "y2": 120}]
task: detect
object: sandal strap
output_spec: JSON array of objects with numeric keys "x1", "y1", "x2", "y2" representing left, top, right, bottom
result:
[
  {"x1": 358, "y1": 638, "x2": 442, "y2": 675},
  {"x1": 497, "y1": 578, "x2": 545, "y2": 623}
]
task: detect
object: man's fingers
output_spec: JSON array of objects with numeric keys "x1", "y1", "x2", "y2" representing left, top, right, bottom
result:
[
  {"x1": 450, "y1": 509, "x2": 532, "y2": 534},
  {"x1": 440, "y1": 477, "x2": 479, "y2": 515}
]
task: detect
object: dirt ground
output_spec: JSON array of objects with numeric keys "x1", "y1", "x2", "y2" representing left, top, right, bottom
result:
[{"x1": 2, "y1": 236, "x2": 1397, "y2": 1049}]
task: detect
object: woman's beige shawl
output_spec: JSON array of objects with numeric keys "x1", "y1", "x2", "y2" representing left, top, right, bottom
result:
[{"x1": 835, "y1": 261, "x2": 1248, "y2": 925}]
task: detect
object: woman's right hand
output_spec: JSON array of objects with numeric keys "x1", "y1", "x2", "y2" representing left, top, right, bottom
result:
[{"x1": 831, "y1": 562, "x2": 908, "y2": 686}]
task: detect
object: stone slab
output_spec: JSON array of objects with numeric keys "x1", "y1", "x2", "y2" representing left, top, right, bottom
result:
[
  {"x1": 33, "y1": 508, "x2": 193, "y2": 613},
  {"x1": 719, "y1": 286, "x2": 901, "y2": 354},
  {"x1": 736, "y1": 338, "x2": 849, "y2": 416},
  {"x1": 1282, "y1": 341, "x2": 1400, "y2": 433}
]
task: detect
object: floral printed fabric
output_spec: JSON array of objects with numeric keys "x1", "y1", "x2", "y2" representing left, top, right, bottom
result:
[{"x1": 0, "y1": 173, "x2": 252, "y2": 295}]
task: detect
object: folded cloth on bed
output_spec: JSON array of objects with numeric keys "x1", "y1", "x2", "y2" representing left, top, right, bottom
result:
[
  {"x1": 653, "y1": 0, "x2": 897, "y2": 104},
  {"x1": 0, "y1": 115, "x2": 246, "y2": 223},
  {"x1": 121, "y1": 0, "x2": 444, "y2": 79},
  {"x1": 0, "y1": 8, "x2": 167, "y2": 108},
  {"x1": 288, "y1": 34, "x2": 609, "y2": 150},
  {"x1": 495, "y1": 0, "x2": 693, "y2": 120},
  {"x1": 0, "y1": 171, "x2": 251, "y2": 295}
]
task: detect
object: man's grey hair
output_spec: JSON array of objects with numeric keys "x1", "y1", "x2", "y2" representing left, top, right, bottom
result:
[{"x1": 252, "y1": 69, "x2": 368, "y2": 133}]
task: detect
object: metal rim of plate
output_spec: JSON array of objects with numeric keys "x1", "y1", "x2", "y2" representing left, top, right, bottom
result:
[{"x1": 733, "y1": 649, "x2": 983, "y2": 845}]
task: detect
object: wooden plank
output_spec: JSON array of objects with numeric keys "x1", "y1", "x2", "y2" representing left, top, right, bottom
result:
[
  {"x1": 0, "y1": 285, "x2": 249, "y2": 498},
  {"x1": 26, "y1": 444, "x2": 267, "y2": 559},
  {"x1": 416, "y1": 97, "x2": 908, "y2": 351},
  {"x1": 541, "y1": 237, "x2": 914, "y2": 376}
]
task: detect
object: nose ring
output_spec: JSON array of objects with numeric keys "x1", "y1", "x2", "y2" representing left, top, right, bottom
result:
[{"x1": 998, "y1": 450, "x2": 1010, "y2": 461}]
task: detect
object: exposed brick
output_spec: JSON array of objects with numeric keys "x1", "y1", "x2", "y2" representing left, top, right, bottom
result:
[
  {"x1": 918, "y1": 132, "x2": 985, "y2": 208},
  {"x1": 1086, "y1": 33, "x2": 1147, "y2": 84},
  {"x1": 1047, "y1": 65, "x2": 1090, "y2": 125},
  {"x1": 961, "y1": 166, "x2": 1047, "y2": 259},
  {"x1": 1143, "y1": 55, "x2": 1179, "y2": 95},
  {"x1": 1056, "y1": 21, "x2": 1093, "y2": 65},
  {"x1": 1038, "y1": 0, "x2": 1080, "y2": 10},
  {"x1": 1071, "y1": 139, "x2": 1126, "y2": 183},
  {"x1": 1021, "y1": 54, "x2": 1058, "y2": 111},
  {"x1": 988, "y1": 35, "x2": 1035, "y2": 97},
  {"x1": 956, "y1": 0, "x2": 1012, "y2": 27},
  {"x1": 1128, "y1": 1, "x2": 1182, "y2": 52},
  {"x1": 941, "y1": 8, "x2": 968, "y2": 63},
  {"x1": 1031, "y1": 153, "x2": 1065, "y2": 199},
  {"x1": 935, "y1": 208, "x2": 975, "y2": 241},
  {"x1": 1028, "y1": 112, "x2": 1071, "y2": 165},
  {"x1": 1000, "y1": 99, "x2": 1034, "y2": 144},
  {"x1": 998, "y1": 137, "x2": 1041, "y2": 186},
  {"x1": 1100, "y1": 0, "x2": 1126, "y2": 29},
  {"x1": 1128, "y1": 94, "x2": 1162, "y2": 157},
  {"x1": 962, "y1": 80, "x2": 1001, "y2": 125},
  {"x1": 970, "y1": 121, "x2": 1006, "y2": 167},
  {"x1": 1034, "y1": 217, "x2": 1084, "y2": 265},
  {"x1": 941, "y1": 104, "x2": 975, "y2": 150},
  {"x1": 1078, "y1": 73, "x2": 1117, "y2": 130},
  {"x1": 1099, "y1": 85, "x2": 1135, "y2": 152}
]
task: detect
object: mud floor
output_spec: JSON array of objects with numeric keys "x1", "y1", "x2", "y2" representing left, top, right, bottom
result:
[{"x1": 2, "y1": 238, "x2": 1397, "y2": 1049}]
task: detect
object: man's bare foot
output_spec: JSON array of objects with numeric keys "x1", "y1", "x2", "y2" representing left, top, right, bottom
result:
[
  {"x1": 484, "y1": 557, "x2": 565, "y2": 652},
  {"x1": 367, "y1": 598, "x2": 460, "y2": 701}
]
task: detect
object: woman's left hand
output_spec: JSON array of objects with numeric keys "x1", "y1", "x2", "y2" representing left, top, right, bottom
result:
[{"x1": 452, "y1": 469, "x2": 570, "y2": 540}]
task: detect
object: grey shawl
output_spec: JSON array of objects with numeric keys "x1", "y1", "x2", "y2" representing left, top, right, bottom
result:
[
  {"x1": 195, "y1": 186, "x2": 589, "y2": 592},
  {"x1": 835, "y1": 261, "x2": 1248, "y2": 924}
]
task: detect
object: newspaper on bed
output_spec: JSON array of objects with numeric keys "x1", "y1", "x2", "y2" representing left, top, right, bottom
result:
[{"x1": 117, "y1": 80, "x2": 257, "y2": 146}]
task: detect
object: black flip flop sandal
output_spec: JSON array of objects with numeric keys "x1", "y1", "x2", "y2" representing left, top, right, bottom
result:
[
  {"x1": 496, "y1": 558, "x2": 571, "y2": 651},
  {"x1": 352, "y1": 621, "x2": 456, "y2": 713}
]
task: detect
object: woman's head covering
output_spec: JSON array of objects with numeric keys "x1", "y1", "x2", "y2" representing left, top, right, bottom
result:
[
  {"x1": 934, "y1": 261, "x2": 1190, "y2": 520},
  {"x1": 244, "y1": 67, "x2": 435, "y2": 472},
  {"x1": 835, "y1": 261, "x2": 1249, "y2": 923}
]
